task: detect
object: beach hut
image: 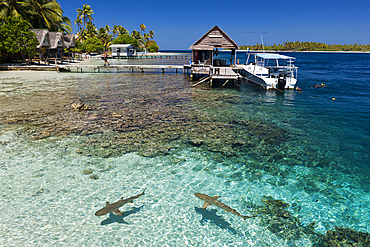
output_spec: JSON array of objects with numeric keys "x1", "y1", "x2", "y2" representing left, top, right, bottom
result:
[
  {"x1": 31, "y1": 29, "x2": 50, "y2": 60},
  {"x1": 189, "y1": 25, "x2": 239, "y2": 66},
  {"x1": 110, "y1": 44, "x2": 136, "y2": 58},
  {"x1": 48, "y1": 32, "x2": 64, "y2": 63}
]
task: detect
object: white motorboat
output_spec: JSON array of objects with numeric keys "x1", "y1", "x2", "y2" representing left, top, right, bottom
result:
[{"x1": 241, "y1": 53, "x2": 298, "y2": 90}]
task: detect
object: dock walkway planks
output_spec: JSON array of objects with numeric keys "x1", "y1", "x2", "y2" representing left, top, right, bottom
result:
[{"x1": 57, "y1": 64, "x2": 186, "y2": 73}]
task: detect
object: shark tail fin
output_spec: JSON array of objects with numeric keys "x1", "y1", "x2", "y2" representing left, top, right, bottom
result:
[
  {"x1": 105, "y1": 202, "x2": 110, "y2": 206},
  {"x1": 141, "y1": 188, "x2": 147, "y2": 195}
]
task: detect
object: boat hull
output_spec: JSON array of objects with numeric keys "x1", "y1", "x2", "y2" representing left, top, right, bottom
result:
[{"x1": 241, "y1": 65, "x2": 297, "y2": 90}]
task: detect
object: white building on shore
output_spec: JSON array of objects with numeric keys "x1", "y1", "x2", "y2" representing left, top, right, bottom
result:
[{"x1": 110, "y1": 44, "x2": 136, "y2": 58}]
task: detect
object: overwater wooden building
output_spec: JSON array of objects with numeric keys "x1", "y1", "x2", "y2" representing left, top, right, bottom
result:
[{"x1": 189, "y1": 26, "x2": 241, "y2": 87}]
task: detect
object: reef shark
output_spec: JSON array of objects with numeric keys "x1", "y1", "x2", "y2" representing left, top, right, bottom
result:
[
  {"x1": 95, "y1": 189, "x2": 146, "y2": 216},
  {"x1": 194, "y1": 193, "x2": 254, "y2": 220}
]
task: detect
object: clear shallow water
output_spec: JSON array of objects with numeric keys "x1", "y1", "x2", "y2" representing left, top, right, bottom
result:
[{"x1": 0, "y1": 53, "x2": 369, "y2": 246}]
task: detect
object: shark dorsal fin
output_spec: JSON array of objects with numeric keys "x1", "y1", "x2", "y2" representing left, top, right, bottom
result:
[
  {"x1": 202, "y1": 202, "x2": 212, "y2": 209},
  {"x1": 113, "y1": 209, "x2": 123, "y2": 215},
  {"x1": 212, "y1": 196, "x2": 221, "y2": 200},
  {"x1": 105, "y1": 202, "x2": 110, "y2": 206}
]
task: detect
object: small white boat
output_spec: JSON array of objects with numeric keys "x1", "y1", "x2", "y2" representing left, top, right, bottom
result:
[{"x1": 241, "y1": 53, "x2": 298, "y2": 90}]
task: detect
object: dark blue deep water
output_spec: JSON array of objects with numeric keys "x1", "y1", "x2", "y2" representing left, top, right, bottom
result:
[
  {"x1": 223, "y1": 51, "x2": 370, "y2": 175},
  {"x1": 289, "y1": 52, "x2": 370, "y2": 169}
]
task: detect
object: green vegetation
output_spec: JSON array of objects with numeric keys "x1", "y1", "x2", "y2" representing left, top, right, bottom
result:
[
  {"x1": 112, "y1": 34, "x2": 139, "y2": 48},
  {"x1": 74, "y1": 4, "x2": 156, "y2": 53},
  {"x1": 0, "y1": 0, "x2": 72, "y2": 32},
  {"x1": 0, "y1": 2, "x2": 158, "y2": 59},
  {"x1": 0, "y1": 16, "x2": 38, "y2": 62},
  {"x1": 241, "y1": 41, "x2": 370, "y2": 52},
  {"x1": 146, "y1": 40, "x2": 159, "y2": 53},
  {"x1": 82, "y1": 36, "x2": 103, "y2": 53},
  {"x1": 0, "y1": 0, "x2": 72, "y2": 61}
]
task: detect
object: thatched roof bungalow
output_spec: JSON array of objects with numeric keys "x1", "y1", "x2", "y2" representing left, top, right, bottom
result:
[
  {"x1": 31, "y1": 30, "x2": 77, "y2": 62},
  {"x1": 47, "y1": 32, "x2": 64, "y2": 58},
  {"x1": 189, "y1": 26, "x2": 239, "y2": 66}
]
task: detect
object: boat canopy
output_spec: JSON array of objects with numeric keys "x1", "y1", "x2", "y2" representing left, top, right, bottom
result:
[{"x1": 256, "y1": 53, "x2": 295, "y2": 60}]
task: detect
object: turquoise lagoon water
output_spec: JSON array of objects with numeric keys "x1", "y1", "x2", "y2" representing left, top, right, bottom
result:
[{"x1": 0, "y1": 53, "x2": 369, "y2": 246}]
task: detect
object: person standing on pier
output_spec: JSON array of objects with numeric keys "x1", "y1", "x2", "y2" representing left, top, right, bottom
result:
[{"x1": 103, "y1": 51, "x2": 110, "y2": 66}]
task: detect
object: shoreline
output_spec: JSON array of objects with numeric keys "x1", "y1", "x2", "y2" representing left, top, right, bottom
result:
[{"x1": 0, "y1": 59, "x2": 85, "y2": 71}]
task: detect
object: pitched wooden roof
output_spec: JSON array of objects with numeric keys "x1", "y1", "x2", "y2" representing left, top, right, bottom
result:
[
  {"x1": 32, "y1": 29, "x2": 50, "y2": 48},
  {"x1": 49, "y1": 32, "x2": 64, "y2": 49},
  {"x1": 189, "y1": 26, "x2": 239, "y2": 50}
]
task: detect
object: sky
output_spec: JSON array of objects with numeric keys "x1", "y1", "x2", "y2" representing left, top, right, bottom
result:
[{"x1": 60, "y1": 0, "x2": 370, "y2": 50}]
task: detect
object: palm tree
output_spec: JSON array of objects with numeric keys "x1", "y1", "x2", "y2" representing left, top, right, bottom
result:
[
  {"x1": 76, "y1": 4, "x2": 93, "y2": 28},
  {"x1": 0, "y1": 0, "x2": 27, "y2": 18},
  {"x1": 85, "y1": 21, "x2": 97, "y2": 38},
  {"x1": 98, "y1": 27, "x2": 112, "y2": 50},
  {"x1": 1, "y1": 0, "x2": 71, "y2": 33},
  {"x1": 104, "y1": 25, "x2": 110, "y2": 34},
  {"x1": 77, "y1": 28, "x2": 87, "y2": 41},
  {"x1": 26, "y1": 0, "x2": 71, "y2": 32},
  {"x1": 58, "y1": 15, "x2": 72, "y2": 33},
  {"x1": 139, "y1": 23, "x2": 146, "y2": 36},
  {"x1": 131, "y1": 30, "x2": 142, "y2": 40},
  {"x1": 143, "y1": 33, "x2": 149, "y2": 42},
  {"x1": 74, "y1": 17, "x2": 82, "y2": 33},
  {"x1": 113, "y1": 25, "x2": 128, "y2": 39},
  {"x1": 75, "y1": 4, "x2": 93, "y2": 39},
  {"x1": 148, "y1": 30, "x2": 154, "y2": 40},
  {"x1": 112, "y1": 24, "x2": 119, "y2": 39},
  {"x1": 118, "y1": 25, "x2": 128, "y2": 36},
  {"x1": 143, "y1": 32, "x2": 154, "y2": 43}
]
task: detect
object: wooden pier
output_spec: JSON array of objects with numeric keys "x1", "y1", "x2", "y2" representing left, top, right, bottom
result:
[
  {"x1": 57, "y1": 64, "x2": 190, "y2": 74},
  {"x1": 190, "y1": 64, "x2": 242, "y2": 88}
]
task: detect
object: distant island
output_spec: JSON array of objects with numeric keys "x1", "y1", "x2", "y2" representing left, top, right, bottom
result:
[{"x1": 240, "y1": 41, "x2": 370, "y2": 52}]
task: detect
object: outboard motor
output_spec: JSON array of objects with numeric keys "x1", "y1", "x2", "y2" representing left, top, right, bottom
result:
[{"x1": 277, "y1": 73, "x2": 286, "y2": 90}]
